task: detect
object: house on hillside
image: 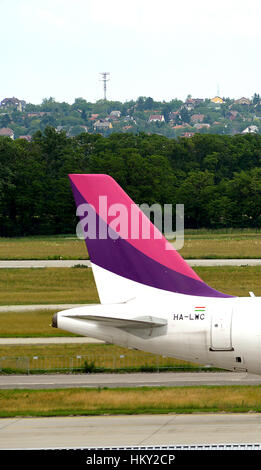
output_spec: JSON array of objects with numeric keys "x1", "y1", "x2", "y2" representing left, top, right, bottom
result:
[
  {"x1": 148, "y1": 114, "x2": 165, "y2": 123},
  {"x1": 184, "y1": 98, "x2": 204, "y2": 110},
  {"x1": 172, "y1": 124, "x2": 189, "y2": 130},
  {"x1": 56, "y1": 126, "x2": 66, "y2": 132},
  {"x1": 169, "y1": 111, "x2": 179, "y2": 121},
  {"x1": 27, "y1": 113, "x2": 39, "y2": 118},
  {"x1": 242, "y1": 125, "x2": 258, "y2": 134},
  {"x1": 1, "y1": 97, "x2": 26, "y2": 111},
  {"x1": 192, "y1": 98, "x2": 204, "y2": 105},
  {"x1": 90, "y1": 114, "x2": 100, "y2": 121},
  {"x1": 110, "y1": 110, "x2": 121, "y2": 118},
  {"x1": 211, "y1": 96, "x2": 224, "y2": 104},
  {"x1": 234, "y1": 97, "x2": 251, "y2": 105},
  {"x1": 193, "y1": 123, "x2": 210, "y2": 129},
  {"x1": 191, "y1": 114, "x2": 205, "y2": 124},
  {"x1": 94, "y1": 120, "x2": 113, "y2": 131},
  {"x1": 181, "y1": 132, "x2": 195, "y2": 138},
  {"x1": 18, "y1": 135, "x2": 31, "y2": 142},
  {"x1": 184, "y1": 99, "x2": 195, "y2": 111},
  {"x1": 0, "y1": 127, "x2": 14, "y2": 139}
]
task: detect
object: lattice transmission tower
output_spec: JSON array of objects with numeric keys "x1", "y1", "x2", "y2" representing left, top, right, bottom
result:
[{"x1": 100, "y1": 72, "x2": 110, "y2": 100}]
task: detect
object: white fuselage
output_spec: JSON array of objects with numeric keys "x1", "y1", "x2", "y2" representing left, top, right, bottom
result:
[{"x1": 56, "y1": 293, "x2": 261, "y2": 375}]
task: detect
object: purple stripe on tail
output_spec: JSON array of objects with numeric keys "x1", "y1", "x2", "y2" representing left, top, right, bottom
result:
[
  {"x1": 69, "y1": 173, "x2": 201, "y2": 281},
  {"x1": 71, "y1": 180, "x2": 233, "y2": 298}
]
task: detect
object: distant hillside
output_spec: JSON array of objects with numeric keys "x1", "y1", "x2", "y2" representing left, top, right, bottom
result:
[{"x1": 1, "y1": 94, "x2": 261, "y2": 140}]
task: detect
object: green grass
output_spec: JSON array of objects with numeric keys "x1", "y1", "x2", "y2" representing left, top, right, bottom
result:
[
  {"x1": 183, "y1": 227, "x2": 261, "y2": 236},
  {"x1": 0, "y1": 343, "x2": 203, "y2": 373},
  {"x1": 179, "y1": 228, "x2": 261, "y2": 259},
  {"x1": 195, "y1": 266, "x2": 261, "y2": 297},
  {"x1": 1, "y1": 385, "x2": 261, "y2": 417},
  {"x1": 0, "y1": 235, "x2": 88, "y2": 260},
  {"x1": 0, "y1": 265, "x2": 260, "y2": 308},
  {"x1": 0, "y1": 267, "x2": 99, "y2": 305},
  {"x1": 0, "y1": 229, "x2": 261, "y2": 259},
  {"x1": 0, "y1": 310, "x2": 76, "y2": 337},
  {"x1": 180, "y1": 238, "x2": 261, "y2": 259}
]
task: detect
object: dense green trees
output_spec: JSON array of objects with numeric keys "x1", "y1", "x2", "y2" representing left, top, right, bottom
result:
[{"x1": 0, "y1": 128, "x2": 261, "y2": 236}]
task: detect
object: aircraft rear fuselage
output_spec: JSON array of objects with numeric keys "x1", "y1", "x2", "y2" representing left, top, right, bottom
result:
[{"x1": 54, "y1": 295, "x2": 261, "y2": 375}]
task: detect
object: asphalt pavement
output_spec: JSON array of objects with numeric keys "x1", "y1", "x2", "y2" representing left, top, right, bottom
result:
[
  {"x1": 0, "y1": 259, "x2": 261, "y2": 268},
  {"x1": 0, "y1": 371, "x2": 260, "y2": 389},
  {"x1": 1, "y1": 414, "x2": 261, "y2": 449}
]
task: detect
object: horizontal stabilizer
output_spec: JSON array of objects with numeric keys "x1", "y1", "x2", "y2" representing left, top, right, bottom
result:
[
  {"x1": 66, "y1": 314, "x2": 167, "y2": 339},
  {"x1": 66, "y1": 314, "x2": 167, "y2": 328}
]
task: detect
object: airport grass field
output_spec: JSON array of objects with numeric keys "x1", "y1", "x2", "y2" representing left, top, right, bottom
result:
[
  {"x1": 0, "y1": 267, "x2": 98, "y2": 305},
  {"x1": 1, "y1": 386, "x2": 261, "y2": 417},
  {"x1": 0, "y1": 265, "x2": 260, "y2": 308},
  {"x1": 0, "y1": 342, "x2": 200, "y2": 374},
  {"x1": 0, "y1": 229, "x2": 260, "y2": 260},
  {"x1": 1, "y1": 233, "x2": 261, "y2": 416}
]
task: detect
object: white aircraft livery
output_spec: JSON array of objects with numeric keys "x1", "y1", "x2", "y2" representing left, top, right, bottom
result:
[{"x1": 52, "y1": 174, "x2": 261, "y2": 374}]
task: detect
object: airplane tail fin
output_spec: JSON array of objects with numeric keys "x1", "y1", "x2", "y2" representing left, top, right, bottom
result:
[{"x1": 69, "y1": 174, "x2": 232, "y2": 303}]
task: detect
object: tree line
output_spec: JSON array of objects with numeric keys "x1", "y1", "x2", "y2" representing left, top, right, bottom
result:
[{"x1": 0, "y1": 127, "x2": 261, "y2": 236}]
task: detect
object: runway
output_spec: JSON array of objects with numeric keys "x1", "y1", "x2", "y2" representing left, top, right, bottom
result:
[
  {"x1": 0, "y1": 304, "x2": 86, "y2": 312},
  {"x1": 1, "y1": 414, "x2": 261, "y2": 449},
  {"x1": 0, "y1": 260, "x2": 91, "y2": 268},
  {"x1": 1, "y1": 371, "x2": 261, "y2": 389},
  {"x1": 0, "y1": 259, "x2": 261, "y2": 268},
  {"x1": 0, "y1": 337, "x2": 103, "y2": 345}
]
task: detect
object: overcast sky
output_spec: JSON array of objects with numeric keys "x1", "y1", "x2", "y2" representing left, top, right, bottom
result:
[{"x1": 1, "y1": 0, "x2": 261, "y2": 104}]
